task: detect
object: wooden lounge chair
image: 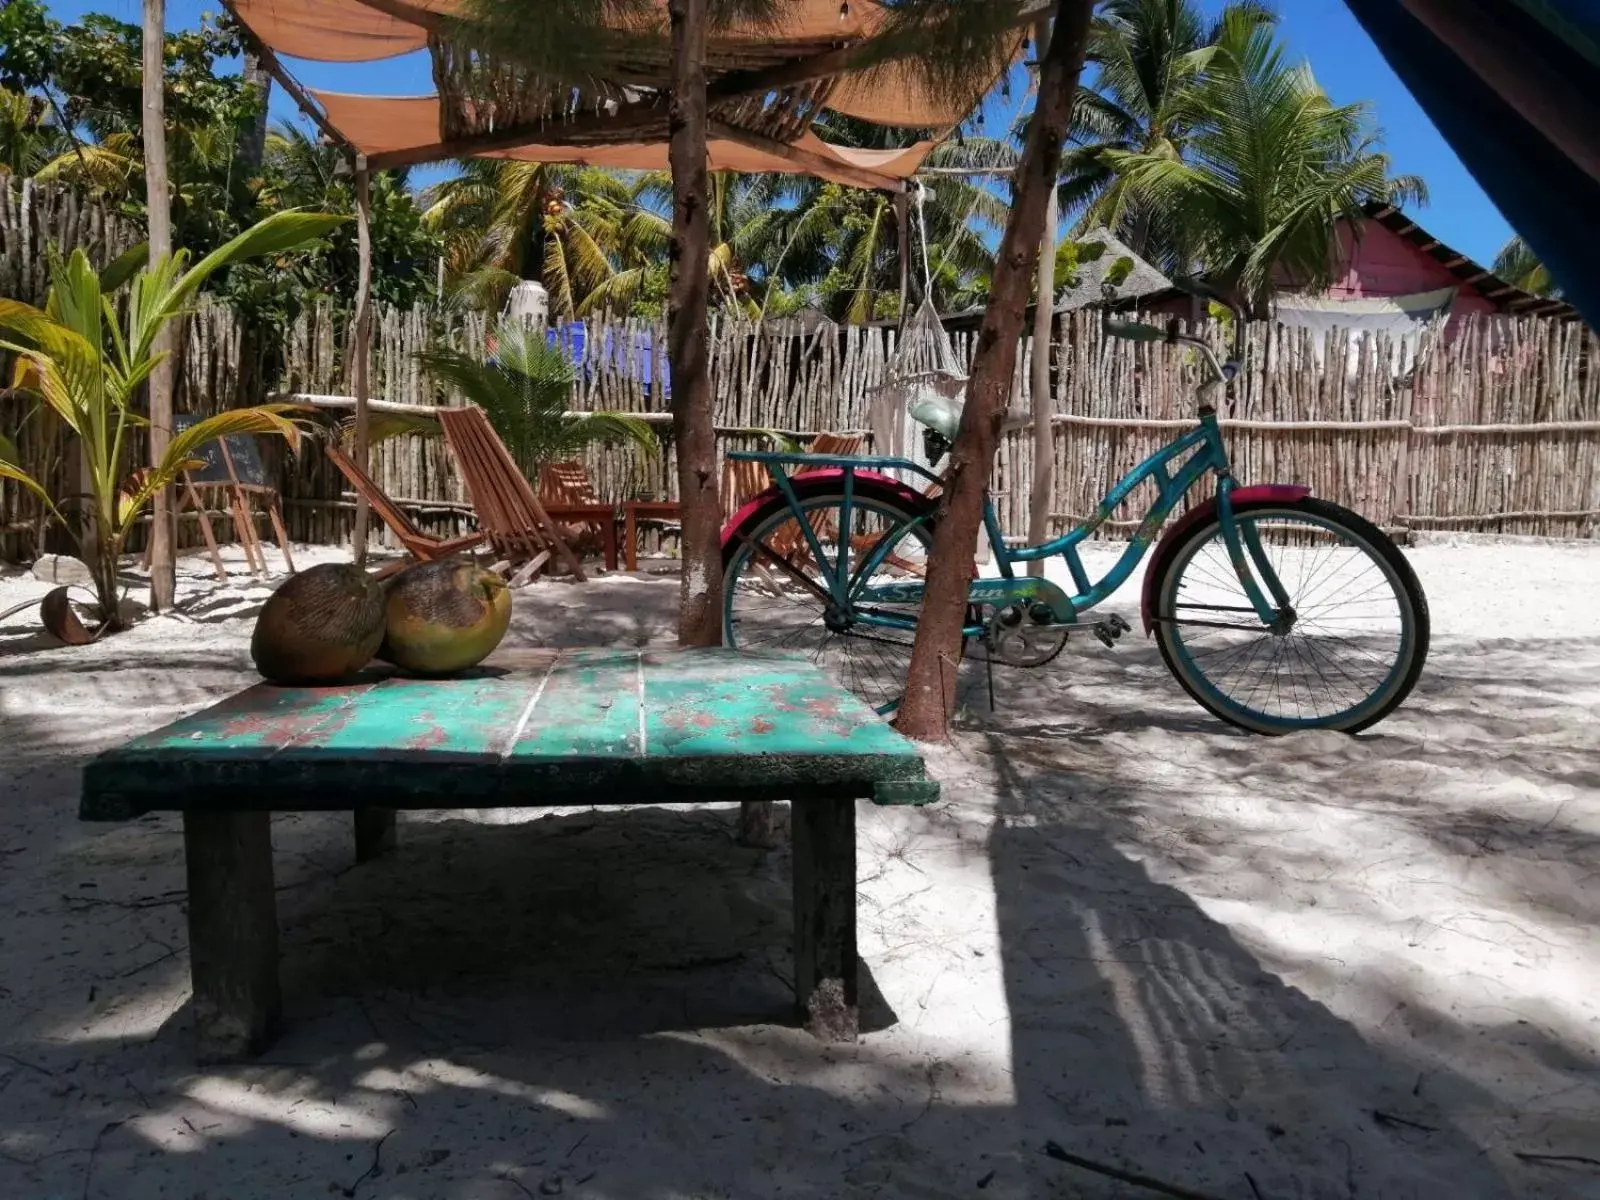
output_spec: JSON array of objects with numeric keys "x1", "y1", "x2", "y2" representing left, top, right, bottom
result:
[
  {"x1": 538, "y1": 460, "x2": 609, "y2": 558},
  {"x1": 436, "y1": 406, "x2": 586, "y2": 585},
  {"x1": 324, "y1": 441, "x2": 485, "y2": 570}
]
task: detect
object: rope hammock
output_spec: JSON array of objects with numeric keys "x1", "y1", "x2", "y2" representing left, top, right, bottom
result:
[{"x1": 867, "y1": 182, "x2": 968, "y2": 467}]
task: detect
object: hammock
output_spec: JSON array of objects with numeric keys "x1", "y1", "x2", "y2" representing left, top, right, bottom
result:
[{"x1": 867, "y1": 183, "x2": 969, "y2": 468}]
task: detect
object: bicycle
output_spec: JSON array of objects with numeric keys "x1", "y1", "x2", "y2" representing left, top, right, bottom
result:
[{"x1": 719, "y1": 317, "x2": 1430, "y2": 734}]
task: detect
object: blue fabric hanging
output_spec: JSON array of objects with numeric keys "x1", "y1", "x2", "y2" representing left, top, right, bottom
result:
[{"x1": 1345, "y1": 0, "x2": 1600, "y2": 325}]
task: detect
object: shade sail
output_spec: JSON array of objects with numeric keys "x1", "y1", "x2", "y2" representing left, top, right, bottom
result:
[
  {"x1": 230, "y1": 0, "x2": 1018, "y2": 132},
  {"x1": 312, "y1": 90, "x2": 936, "y2": 184},
  {"x1": 1345, "y1": 0, "x2": 1600, "y2": 326}
]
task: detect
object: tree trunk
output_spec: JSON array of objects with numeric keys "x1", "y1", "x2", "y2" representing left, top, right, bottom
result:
[
  {"x1": 351, "y1": 159, "x2": 374, "y2": 566},
  {"x1": 1027, "y1": 182, "x2": 1058, "y2": 576},
  {"x1": 667, "y1": 0, "x2": 721, "y2": 646},
  {"x1": 894, "y1": 0, "x2": 1096, "y2": 741},
  {"x1": 239, "y1": 50, "x2": 271, "y2": 172},
  {"x1": 142, "y1": 0, "x2": 176, "y2": 611}
]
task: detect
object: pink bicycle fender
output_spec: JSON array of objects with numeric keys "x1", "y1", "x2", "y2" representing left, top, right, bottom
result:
[
  {"x1": 1140, "y1": 485, "x2": 1312, "y2": 633},
  {"x1": 720, "y1": 469, "x2": 929, "y2": 550}
]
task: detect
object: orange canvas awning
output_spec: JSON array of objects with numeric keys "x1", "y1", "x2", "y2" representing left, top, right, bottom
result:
[
  {"x1": 311, "y1": 90, "x2": 937, "y2": 186},
  {"x1": 230, "y1": 0, "x2": 1022, "y2": 132}
]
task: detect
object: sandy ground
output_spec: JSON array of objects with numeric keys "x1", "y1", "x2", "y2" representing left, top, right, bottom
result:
[{"x1": 0, "y1": 536, "x2": 1596, "y2": 1200}]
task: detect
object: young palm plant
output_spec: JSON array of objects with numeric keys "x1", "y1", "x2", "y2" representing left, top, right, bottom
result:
[
  {"x1": 363, "y1": 320, "x2": 658, "y2": 490},
  {"x1": 0, "y1": 210, "x2": 342, "y2": 629}
]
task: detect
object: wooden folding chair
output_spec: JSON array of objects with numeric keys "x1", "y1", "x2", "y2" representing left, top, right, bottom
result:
[
  {"x1": 437, "y1": 407, "x2": 586, "y2": 585},
  {"x1": 324, "y1": 441, "x2": 485, "y2": 568},
  {"x1": 538, "y1": 460, "x2": 610, "y2": 558}
]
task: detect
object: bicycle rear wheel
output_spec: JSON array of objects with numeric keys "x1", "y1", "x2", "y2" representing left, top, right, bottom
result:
[
  {"x1": 721, "y1": 483, "x2": 936, "y2": 715},
  {"x1": 1151, "y1": 497, "x2": 1429, "y2": 733}
]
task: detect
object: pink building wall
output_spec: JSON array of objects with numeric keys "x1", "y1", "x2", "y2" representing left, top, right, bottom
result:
[{"x1": 1312, "y1": 220, "x2": 1496, "y2": 318}]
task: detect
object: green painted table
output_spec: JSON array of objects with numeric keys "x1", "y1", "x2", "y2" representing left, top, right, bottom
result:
[{"x1": 80, "y1": 647, "x2": 937, "y2": 1060}]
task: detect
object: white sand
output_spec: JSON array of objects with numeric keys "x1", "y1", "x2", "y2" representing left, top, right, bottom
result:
[{"x1": 0, "y1": 536, "x2": 1596, "y2": 1199}]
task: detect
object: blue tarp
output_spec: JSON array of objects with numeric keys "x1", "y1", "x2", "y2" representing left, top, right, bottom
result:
[
  {"x1": 546, "y1": 322, "x2": 671, "y2": 399},
  {"x1": 1344, "y1": 0, "x2": 1600, "y2": 326}
]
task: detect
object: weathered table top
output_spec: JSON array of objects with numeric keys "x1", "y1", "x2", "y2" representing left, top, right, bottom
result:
[{"x1": 81, "y1": 647, "x2": 938, "y2": 820}]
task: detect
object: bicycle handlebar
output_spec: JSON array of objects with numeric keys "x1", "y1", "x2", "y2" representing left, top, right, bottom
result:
[{"x1": 1103, "y1": 315, "x2": 1234, "y2": 400}]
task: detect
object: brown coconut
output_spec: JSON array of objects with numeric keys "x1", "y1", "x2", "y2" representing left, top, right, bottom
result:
[
  {"x1": 251, "y1": 563, "x2": 387, "y2": 685},
  {"x1": 378, "y1": 558, "x2": 511, "y2": 676}
]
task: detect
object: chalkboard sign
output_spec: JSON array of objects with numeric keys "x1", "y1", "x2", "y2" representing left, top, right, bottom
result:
[{"x1": 171, "y1": 413, "x2": 271, "y2": 489}]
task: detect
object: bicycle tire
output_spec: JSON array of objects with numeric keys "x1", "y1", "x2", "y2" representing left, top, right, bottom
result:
[
  {"x1": 1151, "y1": 497, "x2": 1429, "y2": 734},
  {"x1": 721, "y1": 479, "x2": 940, "y2": 716}
]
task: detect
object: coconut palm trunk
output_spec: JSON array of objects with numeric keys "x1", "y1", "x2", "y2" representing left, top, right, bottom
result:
[
  {"x1": 142, "y1": 0, "x2": 176, "y2": 610},
  {"x1": 667, "y1": 0, "x2": 721, "y2": 647},
  {"x1": 895, "y1": 0, "x2": 1097, "y2": 741}
]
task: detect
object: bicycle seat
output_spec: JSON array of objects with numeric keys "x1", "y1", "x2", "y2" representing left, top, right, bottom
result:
[
  {"x1": 908, "y1": 395, "x2": 963, "y2": 440},
  {"x1": 909, "y1": 396, "x2": 1033, "y2": 439}
]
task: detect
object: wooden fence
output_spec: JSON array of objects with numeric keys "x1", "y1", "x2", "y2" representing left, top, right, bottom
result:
[{"x1": 3, "y1": 175, "x2": 1598, "y2": 561}]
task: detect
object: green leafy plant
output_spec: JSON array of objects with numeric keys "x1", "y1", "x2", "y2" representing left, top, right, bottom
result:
[
  {"x1": 0, "y1": 209, "x2": 344, "y2": 630},
  {"x1": 360, "y1": 320, "x2": 658, "y2": 487}
]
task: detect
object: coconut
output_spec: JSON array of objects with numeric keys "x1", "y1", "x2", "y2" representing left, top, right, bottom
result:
[
  {"x1": 378, "y1": 558, "x2": 511, "y2": 676},
  {"x1": 251, "y1": 563, "x2": 387, "y2": 685}
]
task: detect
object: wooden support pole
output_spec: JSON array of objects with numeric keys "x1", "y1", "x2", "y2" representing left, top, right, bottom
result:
[
  {"x1": 183, "y1": 810, "x2": 281, "y2": 1062},
  {"x1": 352, "y1": 157, "x2": 373, "y2": 566},
  {"x1": 792, "y1": 796, "x2": 858, "y2": 1041},
  {"x1": 1027, "y1": 169, "x2": 1058, "y2": 576},
  {"x1": 353, "y1": 807, "x2": 396, "y2": 862},
  {"x1": 895, "y1": 190, "x2": 911, "y2": 317},
  {"x1": 143, "y1": 0, "x2": 176, "y2": 611},
  {"x1": 667, "y1": 0, "x2": 720, "y2": 648},
  {"x1": 895, "y1": 0, "x2": 1094, "y2": 740}
]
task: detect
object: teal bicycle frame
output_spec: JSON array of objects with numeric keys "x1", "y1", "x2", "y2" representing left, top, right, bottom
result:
[{"x1": 731, "y1": 404, "x2": 1292, "y2": 643}]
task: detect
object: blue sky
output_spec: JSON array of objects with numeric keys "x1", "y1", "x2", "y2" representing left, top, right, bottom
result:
[{"x1": 45, "y1": 0, "x2": 1516, "y2": 265}]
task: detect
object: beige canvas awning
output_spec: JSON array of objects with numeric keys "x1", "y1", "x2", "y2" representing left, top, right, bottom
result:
[
  {"x1": 228, "y1": 0, "x2": 1029, "y2": 185},
  {"x1": 311, "y1": 90, "x2": 937, "y2": 186}
]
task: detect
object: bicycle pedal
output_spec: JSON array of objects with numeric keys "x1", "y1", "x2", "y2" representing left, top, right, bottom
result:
[
  {"x1": 1094, "y1": 620, "x2": 1132, "y2": 649},
  {"x1": 1107, "y1": 613, "x2": 1131, "y2": 634}
]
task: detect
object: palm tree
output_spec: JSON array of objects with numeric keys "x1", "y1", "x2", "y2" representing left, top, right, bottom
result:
[
  {"x1": 766, "y1": 120, "x2": 1016, "y2": 322},
  {"x1": 1493, "y1": 233, "x2": 1559, "y2": 298},
  {"x1": 363, "y1": 320, "x2": 658, "y2": 488},
  {"x1": 1056, "y1": 0, "x2": 1275, "y2": 267},
  {"x1": 1101, "y1": 11, "x2": 1426, "y2": 316},
  {"x1": 0, "y1": 87, "x2": 72, "y2": 177},
  {"x1": 421, "y1": 161, "x2": 631, "y2": 318}
]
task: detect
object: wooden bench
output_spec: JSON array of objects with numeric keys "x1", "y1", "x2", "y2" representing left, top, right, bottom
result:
[{"x1": 79, "y1": 647, "x2": 937, "y2": 1061}]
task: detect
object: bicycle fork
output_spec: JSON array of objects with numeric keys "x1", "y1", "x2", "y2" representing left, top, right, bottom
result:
[{"x1": 1215, "y1": 477, "x2": 1296, "y2": 633}]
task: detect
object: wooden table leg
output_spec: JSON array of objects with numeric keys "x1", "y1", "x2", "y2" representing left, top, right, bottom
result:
[
  {"x1": 354, "y1": 807, "x2": 396, "y2": 862},
  {"x1": 792, "y1": 795, "x2": 858, "y2": 1041},
  {"x1": 603, "y1": 517, "x2": 618, "y2": 572},
  {"x1": 183, "y1": 810, "x2": 280, "y2": 1062},
  {"x1": 624, "y1": 505, "x2": 639, "y2": 572}
]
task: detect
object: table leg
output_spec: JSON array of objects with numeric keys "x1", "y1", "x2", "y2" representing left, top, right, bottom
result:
[
  {"x1": 738, "y1": 800, "x2": 782, "y2": 848},
  {"x1": 603, "y1": 517, "x2": 618, "y2": 572},
  {"x1": 354, "y1": 807, "x2": 397, "y2": 861},
  {"x1": 792, "y1": 795, "x2": 858, "y2": 1041},
  {"x1": 183, "y1": 811, "x2": 281, "y2": 1062},
  {"x1": 625, "y1": 506, "x2": 639, "y2": 572}
]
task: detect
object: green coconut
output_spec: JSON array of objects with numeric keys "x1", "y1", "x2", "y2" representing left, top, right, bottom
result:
[
  {"x1": 378, "y1": 558, "x2": 511, "y2": 676},
  {"x1": 251, "y1": 563, "x2": 387, "y2": 685}
]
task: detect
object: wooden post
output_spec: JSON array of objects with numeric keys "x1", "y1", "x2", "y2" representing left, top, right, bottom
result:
[
  {"x1": 1027, "y1": 181, "x2": 1058, "y2": 576},
  {"x1": 142, "y1": 0, "x2": 176, "y2": 611},
  {"x1": 894, "y1": 190, "x2": 911, "y2": 318},
  {"x1": 792, "y1": 795, "x2": 858, "y2": 1041},
  {"x1": 896, "y1": 0, "x2": 1094, "y2": 741},
  {"x1": 667, "y1": 0, "x2": 721, "y2": 648},
  {"x1": 352, "y1": 157, "x2": 373, "y2": 566},
  {"x1": 353, "y1": 807, "x2": 396, "y2": 862},
  {"x1": 183, "y1": 811, "x2": 281, "y2": 1062}
]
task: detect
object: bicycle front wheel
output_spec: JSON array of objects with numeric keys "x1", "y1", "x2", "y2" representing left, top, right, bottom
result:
[
  {"x1": 721, "y1": 483, "x2": 936, "y2": 716},
  {"x1": 1152, "y1": 497, "x2": 1429, "y2": 734}
]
